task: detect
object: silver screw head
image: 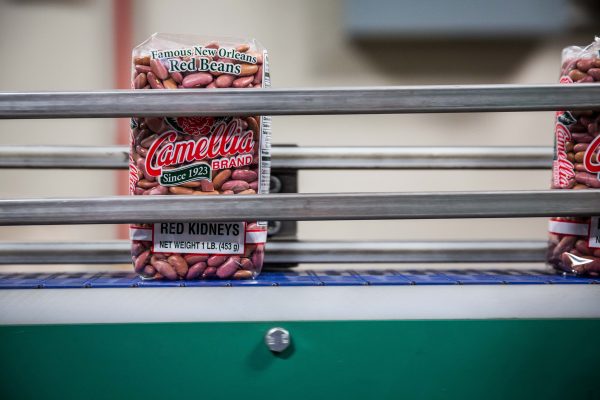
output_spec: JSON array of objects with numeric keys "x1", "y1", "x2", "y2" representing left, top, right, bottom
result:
[{"x1": 265, "y1": 327, "x2": 290, "y2": 353}]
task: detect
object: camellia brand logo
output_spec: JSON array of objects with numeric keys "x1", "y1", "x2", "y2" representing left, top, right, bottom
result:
[
  {"x1": 145, "y1": 118, "x2": 254, "y2": 178},
  {"x1": 554, "y1": 111, "x2": 576, "y2": 188},
  {"x1": 583, "y1": 134, "x2": 600, "y2": 175}
]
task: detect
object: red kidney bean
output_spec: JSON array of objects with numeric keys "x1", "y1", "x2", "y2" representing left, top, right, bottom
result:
[
  {"x1": 202, "y1": 267, "x2": 217, "y2": 279},
  {"x1": 251, "y1": 245, "x2": 264, "y2": 269},
  {"x1": 239, "y1": 64, "x2": 258, "y2": 76},
  {"x1": 150, "y1": 59, "x2": 169, "y2": 80},
  {"x1": 135, "y1": 64, "x2": 152, "y2": 73},
  {"x1": 215, "y1": 74, "x2": 235, "y2": 88},
  {"x1": 246, "y1": 116, "x2": 259, "y2": 135},
  {"x1": 134, "y1": 73, "x2": 147, "y2": 89},
  {"x1": 152, "y1": 260, "x2": 178, "y2": 280},
  {"x1": 239, "y1": 258, "x2": 254, "y2": 270},
  {"x1": 147, "y1": 186, "x2": 168, "y2": 195},
  {"x1": 130, "y1": 36, "x2": 270, "y2": 280},
  {"x1": 576, "y1": 59, "x2": 594, "y2": 72},
  {"x1": 571, "y1": 133, "x2": 594, "y2": 143},
  {"x1": 193, "y1": 190, "x2": 219, "y2": 195},
  {"x1": 186, "y1": 261, "x2": 207, "y2": 279},
  {"x1": 238, "y1": 189, "x2": 256, "y2": 195},
  {"x1": 207, "y1": 255, "x2": 228, "y2": 268},
  {"x1": 232, "y1": 76, "x2": 254, "y2": 88},
  {"x1": 151, "y1": 254, "x2": 166, "y2": 263},
  {"x1": 163, "y1": 78, "x2": 177, "y2": 90},
  {"x1": 136, "y1": 158, "x2": 154, "y2": 182},
  {"x1": 253, "y1": 66, "x2": 263, "y2": 85},
  {"x1": 137, "y1": 179, "x2": 158, "y2": 189},
  {"x1": 587, "y1": 68, "x2": 600, "y2": 80},
  {"x1": 143, "y1": 265, "x2": 157, "y2": 277},
  {"x1": 200, "y1": 180, "x2": 214, "y2": 192},
  {"x1": 134, "y1": 56, "x2": 150, "y2": 65},
  {"x1": 220, "y1": 180, "x2": 249, "y2": 192},
  {"x1": 232, "y1": 169, "x2": 257, "y2": 182},
  {"x1": 168, "y1": 254, "x2": 189, "y2": 277},
  {"x1": 212, "y1": 169, "x2": 231, "y2": 190},
  {"x1": 575, "y1": 172, "x2": 600, "y2": 188},
  {"x1": 569, "y1": 69, "x2": 587, "y2": 81},
  {"x1": 573, "y1": 143, "x2": 589, "y2": 152},
  {"x1": 169, "y1": 186, "x2": 194, "y2": 195},
  {"x1": 146, "y1": 71, "x2": 164, "y2": 89},
  {"x1": 135, "y1": 145, "x2": 148, "y2": 157},
  {"x1": 145, "y1": 118, "x2": 163, "y2": 133},
  {"x1": 182, "y1": 72, "x2": 213, "y2": 88},
  {"x1": 134, "y1": 250, "x2": 151, "y2": 273},
  {"x1": 577, "y1": 76, "x2": 594, "y2": 83},
  {"x1": 216, "y1": 256, "x2": 240, "y2": 278},
  {"x1": 171, "y1": 71, "x2": 183, "y2": 83},
  {"x1": 184, "y1": 254, "x2": 208, "y2": 264},
  {"x1": 233, "y1": 270, "x2": 253, "y2": 279}
]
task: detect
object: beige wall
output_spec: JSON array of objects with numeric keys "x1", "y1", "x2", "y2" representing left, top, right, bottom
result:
[
  {"x1": 0, "y1": 0, "x2": 115, "y2": 244},
  {"x1": 0, "y1": 0, "x2": 596, "y2": 269}
]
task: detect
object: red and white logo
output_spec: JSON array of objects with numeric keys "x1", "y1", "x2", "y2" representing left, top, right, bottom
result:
[
  {"x1": 145, "y1": 118, "x2": 254, "y2": 178},
  {"x1": 583, "y1": 135, "x2": 600, "y2": 175},
  {"x1": 553, "y1": 113, "x2": 575, "y2": 188}
]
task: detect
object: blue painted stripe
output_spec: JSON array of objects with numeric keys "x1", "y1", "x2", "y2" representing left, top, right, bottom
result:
[{"x1": 0, "y1": 270, "x2": 597, "y2": 289}]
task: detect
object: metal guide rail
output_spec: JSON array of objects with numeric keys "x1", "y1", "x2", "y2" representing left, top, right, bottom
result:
[
  {"x1": 0, "y1": 84, "x2": 599, "y2": 271},
  {"x1": 1, "y1": 84, "x2": 599, "y2": 117},
  {"x1": 0, "y1": 240, "x2": 548, "y2": 264},
  {"x1": 0, "y1": 191, "x2": 599, "y2": 225},
  {"x1": 0, "y1": 145, "x2": 554, "y2": 170}
]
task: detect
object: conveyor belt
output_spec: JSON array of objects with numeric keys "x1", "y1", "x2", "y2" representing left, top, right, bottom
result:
[
  {"x1": 0, "y1": 269, "x2": 597, "y2": 289},
  {"x1": 2, "y1": 270, "x2": 598, "y2": 324}
]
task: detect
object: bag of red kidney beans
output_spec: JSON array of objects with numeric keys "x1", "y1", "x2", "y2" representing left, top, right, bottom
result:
[
  {"x1": 548, "y1": 37, "x2": 600, "y2": 276},
  {"x1": 129, "y1": 33, "x2": 271, "y2": 280}
]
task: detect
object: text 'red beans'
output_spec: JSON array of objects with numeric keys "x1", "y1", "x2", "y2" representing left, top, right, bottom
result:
[
  {"x1": 548, "y1": 38, "x2": 600, "y2": 276},
  {"x1": 129, "y1": 34, "x2": 271, "y2": 280}
]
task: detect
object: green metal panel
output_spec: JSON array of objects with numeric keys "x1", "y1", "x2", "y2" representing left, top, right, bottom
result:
[{"x1": 0, "y1": 320, "x2": 598, "y2": 399}]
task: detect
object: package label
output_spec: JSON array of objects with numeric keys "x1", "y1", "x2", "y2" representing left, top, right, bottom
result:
[{"x1": 153, "y1": 222, "x2": 245, "y2": 254}]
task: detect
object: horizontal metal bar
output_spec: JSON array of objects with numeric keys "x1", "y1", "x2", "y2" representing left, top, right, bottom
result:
[
  {"x1": 0, "y1": 240, "x2": 546, "y2": 264},
  {"x1": 268, "y1": 240, "x2": 547, "y2": 264},
  {"x1": 0, "y1": 191, "x2": 597, "y2": 225},
  {"x1": 0, "y1": 145, "x2": 553, "y2": 170},
  {"x1": 0, "y1": 146, "x2": 129, "y2": 169},
  {"x1": 272, "y1": 146, "x2": 553, "y2": 169},
  {"x1": 1, "y1": 85, "x2": 599, "y2": 118}
]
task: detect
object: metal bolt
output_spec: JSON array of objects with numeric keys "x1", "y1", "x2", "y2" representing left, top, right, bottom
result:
[
  {"x1": 267, "y1": 220, "x2": 282, "y2": 236},
  {"x1": 269, "y1": 176, "x2": 282, "y2": 193},
  {"x1": 265, "y1": 327, "x2": 290, "y2": 353}
]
